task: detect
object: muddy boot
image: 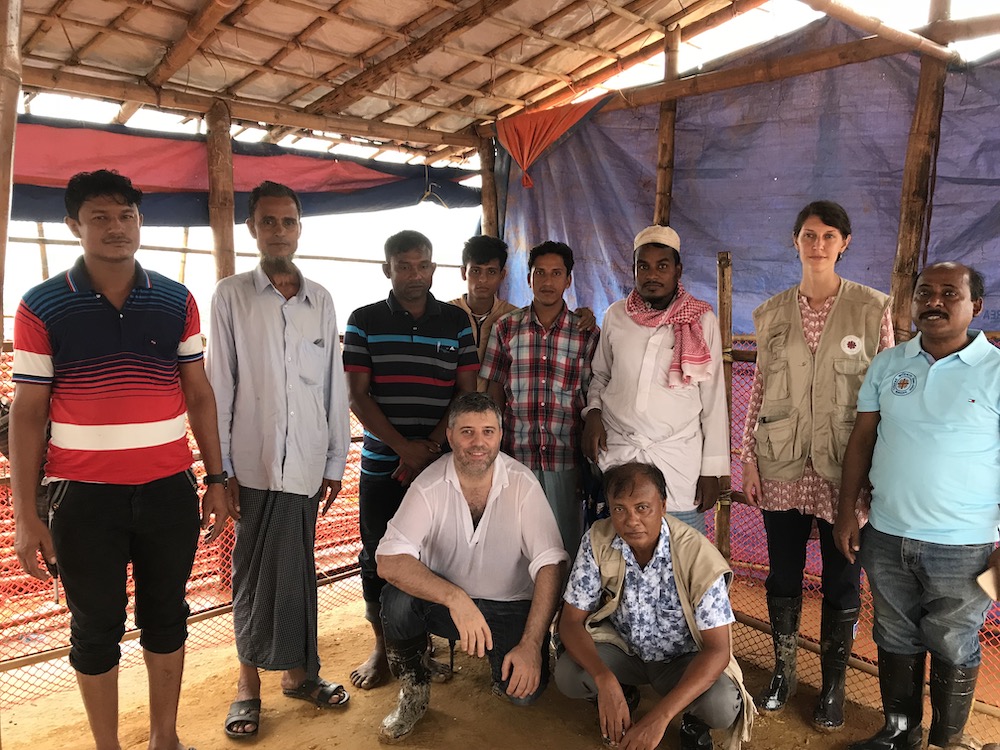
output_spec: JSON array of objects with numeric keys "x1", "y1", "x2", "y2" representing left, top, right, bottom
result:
[
  {"x1": 927, "y1": 658, "x2": 979, "y2": 749},
  {"x1": 848, "y1": 649, "x2": 925, "y2": 750},
  {"x1": 679, "y1": 713, "x2": 713, "y2": 750},
  {"x1": 813, "y1": 604, "x2": 859, "y2": 732},
  {"x1": 379, "y1": 635, "x2": 431, "y2": 744},
  {"x1": 756, "y1": 594, "x2": 802, "y2": 712}
]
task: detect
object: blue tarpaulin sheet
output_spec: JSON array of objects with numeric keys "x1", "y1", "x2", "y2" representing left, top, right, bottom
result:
[{"x1": 499, "y1": 18, "x2": 1000, "y2": 333}]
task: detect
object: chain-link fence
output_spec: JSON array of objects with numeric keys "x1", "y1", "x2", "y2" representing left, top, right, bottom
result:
[
  {"x1": 0, "y1": 347, "x2": 363, "y2": 708},
  {"x1": 2, "y1": 340, "x2": 1000, "y2": 738},
  {"x1": 725, "y1": 335, "x2": 1000, "y2": 738}
]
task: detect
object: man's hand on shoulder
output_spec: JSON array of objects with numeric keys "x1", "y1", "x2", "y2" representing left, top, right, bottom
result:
[
  {"x1": 501, "y1": 640, "x2": 542, "y2": 699},
  {"x1": 583, "y1": 410, "x2": 607, "y2": 463},
  {"x1": 575, "y1": 306, "x2": 597, "y2": 332},
  {"x1": 320, "y1": 478, "x2": 342, "y2": 515},
  {"x1": 447, "y1": 590, "x2": 493, "y2": 657},
  {"x1": 695, "y1": 475, "x2": 720, "y2": 512}
]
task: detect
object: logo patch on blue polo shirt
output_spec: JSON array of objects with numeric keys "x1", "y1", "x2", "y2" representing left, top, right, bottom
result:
[{"x1": 891, "y1": 371, "x2": 917, "y2": 395}]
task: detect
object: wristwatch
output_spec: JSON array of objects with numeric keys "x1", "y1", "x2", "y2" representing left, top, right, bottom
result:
[{"x1": 203, "y1": 471, "x2": 229, "y2": 490}]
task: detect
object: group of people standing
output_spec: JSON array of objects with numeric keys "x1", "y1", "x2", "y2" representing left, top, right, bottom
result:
[{"x1": 7, "y1": 169, "x2": 999, "y2": 750}]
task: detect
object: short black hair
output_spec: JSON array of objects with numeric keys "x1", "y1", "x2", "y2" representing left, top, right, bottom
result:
[
  {"x1": 603, "y1": 462, "x2": 668, "y2": 504},
  {"x1": 64, "y1": 170, "x2": 142, "y2": 220},
  {"x1": 385, "y1": 230, "x2": 432, "y2": 261},
  {"x1": 462, "y1": 235, "x2": 508, "y2": 269},
  {"x1": 919, "y1": 262, "x2": 986, "y2": 301},
  {"x1": 248, "y1": 181, "x2": 302, "y2": 219},
  {"x1": 448, "y1": 391, "x2": 503, "y2": 428},
  {"x1": 528, "y1": 240, "x2": 574, "y2": 274}
]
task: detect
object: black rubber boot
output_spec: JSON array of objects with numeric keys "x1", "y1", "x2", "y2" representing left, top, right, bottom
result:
[
  {"x1": 847, "y1": 649, "x2": 925, "y2": 750},
  {"x1": 756, "y1": 594, "x2": 802, "y2": 712},
  {"x1": 927, "y1": 657, "x2": 979, "y2": 748},
  {"x1": 379, "y1": 634, "x2": 431, "y2": 744},
  {"x1": 813, "y1": 604, "x2": 860, "y2": 732},
  {"x1": 679, "y1": 713, "x2": 713, "y2": 750}
]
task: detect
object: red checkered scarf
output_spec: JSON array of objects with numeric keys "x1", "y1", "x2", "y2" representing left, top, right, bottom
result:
[{"x1": 625, "y1": 283, "x2": 713, "y2": 388}]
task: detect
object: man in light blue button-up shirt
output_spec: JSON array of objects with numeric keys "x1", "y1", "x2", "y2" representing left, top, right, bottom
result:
[
  {"x1": 207, "y1": 182, "x2": 351, "y2": 739},
  {"x1": 835, "y1": 262, "x2": 1000, "y2": 750}
]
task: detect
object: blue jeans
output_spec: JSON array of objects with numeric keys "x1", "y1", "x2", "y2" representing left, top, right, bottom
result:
[
  {"x1": 668, "y1": 509, "x2": 706, "y2": 535},
  {"x1": 860, "y1": 525, "x2": 993, "y2": 668},
  {"x1": 380, "y1": 584, "x2": 549, "y2": 705}
]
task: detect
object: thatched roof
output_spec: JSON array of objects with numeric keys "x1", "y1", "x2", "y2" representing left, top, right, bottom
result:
[{"x1": 18, "y1": 0, "x2": 769, "y2": 163}]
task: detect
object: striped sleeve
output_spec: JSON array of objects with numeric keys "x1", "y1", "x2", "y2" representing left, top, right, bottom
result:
[
  {"x1": 12, "y1": 299, "x2": 54, "y2": 384},
  {"x1": 456, "y1": 322, "x2": 479, "y2": 372},
  {"x1": 177, "y1": 292, "x2": 204, "y2": 362},
  {"x1": 343, "y1": 309, "x2": 372, "y2": 373}
]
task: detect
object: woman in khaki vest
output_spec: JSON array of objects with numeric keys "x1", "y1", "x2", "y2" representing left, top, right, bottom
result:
[{"x1": 739, "y1": 201, "x2": 893, "y2": 732}]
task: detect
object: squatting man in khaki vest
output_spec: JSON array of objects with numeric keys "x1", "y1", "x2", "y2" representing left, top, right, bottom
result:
[
  {"x1": 374, "y1": 392, "x2": 568, "y2": 743},
  {"x1": 555, "y1": 462, "x2": 754, "y2": 750}
]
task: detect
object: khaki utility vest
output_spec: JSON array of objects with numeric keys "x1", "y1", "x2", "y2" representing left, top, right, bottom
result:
[
  {"x1": 584, "y1": 517, "x2": 754, "y2": 749},
  {"x1": 752, "y1": 280, "x2": 889, "y2": 483}
]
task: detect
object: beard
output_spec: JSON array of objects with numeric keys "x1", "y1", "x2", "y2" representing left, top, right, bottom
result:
[{"x1": 261, "y1": 252, "x2": 296, "y2": 275}]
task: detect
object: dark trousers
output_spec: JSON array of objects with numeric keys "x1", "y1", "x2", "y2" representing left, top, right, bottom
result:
[
  {"x1": 380, "y1": 584, "x2": 549, "y2": 701},
  {"x1": 762, "y1": 508, "x2": 861, "y2": 609},
  {"x1": 358, "y1": 472, "x2": 407, "y2": 604},
  {"x1": 49, "y1": 470, "x2": 201, "y2": 675}
]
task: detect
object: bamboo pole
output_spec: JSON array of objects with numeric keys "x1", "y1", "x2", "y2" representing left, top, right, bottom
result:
[
  {"x1": 0, "y1": 0, "x2": 23, "y2": 323},
  {"x1": 477, "y1": 137, "x2": 499, "y2": 237},
  {"x1": 36, "y1": 222, "x2": 48, "y2": 279},
  {"x1": 716, "y1": 251, "x2": 733, "y2": 562},
  {"x1": 179, "y1": 226, "x2": 189, "y2": 284},
  {"x1": 653, "y1": 27, "x2": 681, "y2": 226},
  {"x1": 20, "y1": 66, "x2": 480, "y2": 148},
  {"x1": 601, "y1": 34, "x2": 909, "y2": 113},
  {"x1": 798, "y1": 0, "x2": 958, "y2": 62},
  {"x1": 205, "y1": 99, "x2": 236, "y2": 281},
  {"x1": 889, "y1": 1, "x2": 951, "y2": 341}
]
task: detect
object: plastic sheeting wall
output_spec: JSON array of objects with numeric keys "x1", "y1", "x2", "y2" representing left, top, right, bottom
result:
[{"x1": 500, "y1": 19, "x2": 1000, "y2": 333}]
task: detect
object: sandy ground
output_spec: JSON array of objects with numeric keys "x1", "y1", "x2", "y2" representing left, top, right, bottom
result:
[{"x1": 0, "y1": 593, "x2": 904, "y2": 750}]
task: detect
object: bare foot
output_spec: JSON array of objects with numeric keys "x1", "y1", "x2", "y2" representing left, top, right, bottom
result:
[
  {"x1": 423, "y1": 651, "x2": 454, "y2": 683},
  {"x1": 351, "y1": 648, "x2": 390, "y2": 690}
]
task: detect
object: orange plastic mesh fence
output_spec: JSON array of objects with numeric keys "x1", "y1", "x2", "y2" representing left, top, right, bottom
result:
[
  {"x1": 2, "y1": 343, "x2": 1000, "y2": 738},
  {"x1": 725, "y1": 336, "x2": 1000, "y2": 738}
]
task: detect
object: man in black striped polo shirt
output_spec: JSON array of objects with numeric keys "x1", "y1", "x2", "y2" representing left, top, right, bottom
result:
[{"x1": 344, "y1": 229, "x2": 478, "y2": 691}]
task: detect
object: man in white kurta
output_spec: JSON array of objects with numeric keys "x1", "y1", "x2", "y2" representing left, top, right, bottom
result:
[
  {"x1": 583, "y1": 226, "x2": 729, "y2": 534},
  {"x1": 374, "y1": 392, "x2": 568, "y2": 742}
]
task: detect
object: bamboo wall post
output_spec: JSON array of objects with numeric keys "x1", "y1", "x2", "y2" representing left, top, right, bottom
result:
[
  {"x1": 889, "y1": 0, "x2": 951, "y2": 341},
  {"x1": 653, "y1": 26, "x2": 681, "y2": 226},
  {"x1": 716, "y1": 251, "x2": 733, "y2": 561},
  {"x1": 36, "y1": 222, "x2": 48, "y2": 279},
  {"x1": 205, "y1": 99, "x2": 236, "y2": 281},
  {"x1": 478, "y1": 136, "x2": 499, "y2": 237},
  {"x1": 0, "y1": 0, "x2": 23, "y2": 323}
]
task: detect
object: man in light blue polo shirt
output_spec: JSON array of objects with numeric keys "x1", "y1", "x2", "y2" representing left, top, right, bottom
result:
[{"x1": 835, "y1": 262, "x2": 1000, "y2": 750}]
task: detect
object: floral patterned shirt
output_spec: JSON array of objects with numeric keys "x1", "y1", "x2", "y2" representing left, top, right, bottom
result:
[{"x1": 564, "y1": 518, "x2": 734, "y2": 663}]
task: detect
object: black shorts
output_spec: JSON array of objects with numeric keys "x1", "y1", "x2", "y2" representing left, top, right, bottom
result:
[{"x1": 49, "y1": 470, "x2": 201, "y2": 675}]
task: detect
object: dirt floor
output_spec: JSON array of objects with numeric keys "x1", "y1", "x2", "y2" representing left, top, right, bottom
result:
[{"x1": 0, "y1": 597, "x2": 898, "y2": 750}]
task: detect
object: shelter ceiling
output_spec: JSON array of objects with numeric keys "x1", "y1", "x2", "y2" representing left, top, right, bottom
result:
[{"x1": 18, "y1": 0, "x2": 742, "y2": 162}]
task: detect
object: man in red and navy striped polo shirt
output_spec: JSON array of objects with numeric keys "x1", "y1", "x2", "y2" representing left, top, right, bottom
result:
[{"x1": 10, "y1": 170, "x2": 228, "y2": 750}]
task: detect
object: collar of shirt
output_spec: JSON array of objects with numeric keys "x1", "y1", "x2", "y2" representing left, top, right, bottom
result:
[
  {"x1": 612, "y1": 516, "x2": 672, "y2": 571},
  {"x1": 528, "y1": 300, "x2": 569, "y2": 332},
  {"x1": 904, "y1": 329, "x2": 991, "y2": 366},
  {"x1": 387, "y1": 290, "x2": 442, "y2": 317},
  {"x1": 251, "y1": 264, "x2": 312, "y2": 305},
  {"x1": 443, "y1": 452, "x2": 511, "y2": 511},
  {"x1": 66, "y1": 255, "x2": 150, "y2": 293}
]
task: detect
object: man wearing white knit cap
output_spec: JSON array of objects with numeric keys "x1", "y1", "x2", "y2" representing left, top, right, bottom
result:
[{"x1": 582, "y1": 225, "x2": 729, "y2": 534}]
